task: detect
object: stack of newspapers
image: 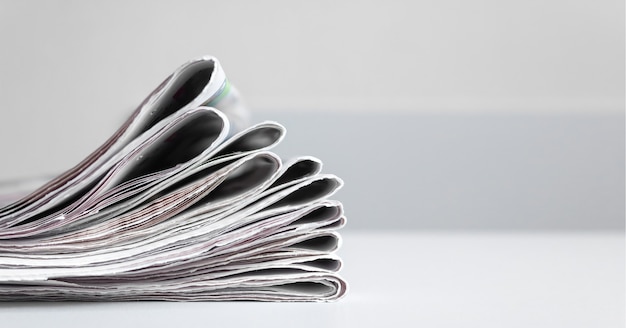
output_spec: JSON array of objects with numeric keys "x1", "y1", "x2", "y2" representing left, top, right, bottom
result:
[{"x1": 0, "y1": 56, "x2": 346, "y2": 302}]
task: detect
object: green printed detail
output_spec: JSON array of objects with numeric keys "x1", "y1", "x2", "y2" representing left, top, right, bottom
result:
[{"x1": 206, "y1": 80, "x2": 231, "y2": 106}]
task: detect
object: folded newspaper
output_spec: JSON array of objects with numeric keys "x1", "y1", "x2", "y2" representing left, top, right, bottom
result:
[{"x1": 0, "y1": 56, "x2": 346, "y2": 302}]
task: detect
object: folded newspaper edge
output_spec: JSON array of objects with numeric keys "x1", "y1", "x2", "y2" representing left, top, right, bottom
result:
[{"x1": 0, "y1": 56, "x2": 347, "y2": 302}]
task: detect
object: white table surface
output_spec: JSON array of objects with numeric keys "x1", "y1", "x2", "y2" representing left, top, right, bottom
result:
[{"x1": 1, "y1": 231, "x2": 624, "y2": 328}]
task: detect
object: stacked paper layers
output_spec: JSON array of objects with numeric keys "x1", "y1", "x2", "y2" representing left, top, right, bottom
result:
[{"x1": 0, "y1": 57, "x2": 346, "y2": 301}]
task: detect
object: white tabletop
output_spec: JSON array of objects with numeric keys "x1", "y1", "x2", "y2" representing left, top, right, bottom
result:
[{"x1": 1, "y1": 231, "x2": 624, "y2": 328}]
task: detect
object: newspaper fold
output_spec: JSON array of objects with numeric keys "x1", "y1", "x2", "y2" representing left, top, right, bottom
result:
[{"x1": 0, "y1": 56, "x2": 346, "y2": 302}]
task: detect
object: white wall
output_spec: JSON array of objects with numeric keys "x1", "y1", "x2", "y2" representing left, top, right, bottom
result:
[
  {"x1": 0, "y1": 0, "x2": 623, "y2": 229},
  {"x1": 0, "y1": 0, "x2": 623, "y2": 115}
]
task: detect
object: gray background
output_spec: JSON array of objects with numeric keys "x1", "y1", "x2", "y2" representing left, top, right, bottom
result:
[{"x1": 0, "y1": 0, "x2": 623, "y2": 230}]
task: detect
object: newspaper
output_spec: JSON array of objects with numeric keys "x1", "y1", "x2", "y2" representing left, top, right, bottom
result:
[{"x1": 0, "y1": 56, "x2": 346, "y2": 302}]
